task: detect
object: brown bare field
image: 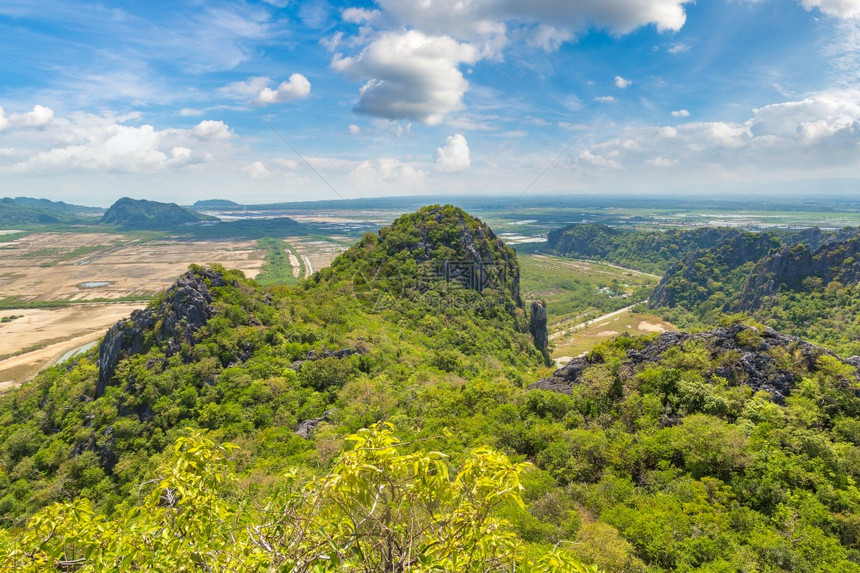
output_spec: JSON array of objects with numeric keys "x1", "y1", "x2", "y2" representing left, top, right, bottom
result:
[
  {"x1": 0, "y1": 232, "x2": 269, "y2": 389},
  {"x1": 0, "y1": 233, "x2": 266, "y2": 302},
  {"x1": 552, "y1": 311, "x2": 676, "y2": 364}
]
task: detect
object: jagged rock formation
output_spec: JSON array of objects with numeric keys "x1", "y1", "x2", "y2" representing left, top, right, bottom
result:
[
  {"x1": 530, "y1": 324, "x2": 860, "y2": 403},
  {"x1": 733, "y1": 230, "x2": 860, "y2": 311},
  {"x1": 96, "y1": 268, "x2": 226, "y2": 397},
  {"x1": 648, "y1": 232, "x2": 781, "y2": 308},
  {"x1": 530, "y1": 301, "x2": 548, "y2": 352}
]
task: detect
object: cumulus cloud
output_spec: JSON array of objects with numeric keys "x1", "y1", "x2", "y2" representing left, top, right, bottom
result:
[
  {"x1": 220, "y1": 74, "x2": 311, "y2": 105},
  {"x1": 800, "y1": 0, "x2": 860, "y2": 18},
  {"x1": 243, "y1": 161, "x2": 271, "y2": 180},
  {"x1": 672, "y1": 109, "x2": 691, "y2": 117},
  {"x1": 0, "y1": 105, "x2": 54, "y2": 131},
  {"x1": 348, "y1": 124, "x2": 362, "y2": 134},
  {"x1": 191, "y1": 120, "x2": 233, "y2": 140},
  {"x1": 332, "y1": 30, "x2": 479, "y2": 125},
  {"x1": 3, "y1": 112, "x2": 237, "y2": 175},
  {"x1": 614, "y1": 75, "x2": 632, "y2": 88},
  {"x1": 570, "y1": 90, "x2": 860, "y2": 175},
  {"x1": 434, "y1": 133, "x2": 471, "y2": 172},
  {"x1": 595, "y1": 95, "x2": 616, "y2": 103},
  {"x1": 10, "y1": 105, "x2": 54, "y2": 128},
  {"x1": 376, "y1": 0, "x2": 693, "y2": 45},
  {"x1": 350, "y1": 157, "x2": 426, "y2": 189},
  {"x1": 528, "y1": 25, "x2": 574, "y2": 51},
  {"x1": 254, "y1": 74, "x2": 312, "y2": 105}
]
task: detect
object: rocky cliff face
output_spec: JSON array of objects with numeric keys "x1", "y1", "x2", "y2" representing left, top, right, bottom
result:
[
  {"x1": 530, "y1": 301, "x2": 548, "y2": 353},
  {"x1": 733, "y1": 231, "x2": 860, "y2": 311},
  {"x1": 648, "y1": 232, "x2": 780, "y2": 308},
  {"x1": 96, "y1": 268, "x2": 226, "y2": 397},
  {"x1": 530, "y1": 324, "x2": 860, "y2": 404}
]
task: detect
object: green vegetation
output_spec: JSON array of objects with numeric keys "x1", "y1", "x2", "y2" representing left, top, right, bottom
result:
[
  {"x1": 0, "y1": 315, "x2": 22, "y2": 324},
  {"x1": 100, "y1": 197, "x2": 217, "y2": 230},
  {"x1": 0, "y1": 197, "x2": 101, "y2": 227},
  {"x1": 0, "y1": 425, "x2": 595, "y2": 572},
  {"x1": 255, "y1": 238, "x2": 299, "y2": 285},
  {"x1": 545, "y1": 225, "x2": 741, "y2": 274},
  {"x1": 519, "y1": 254, "x2": 656, "y2": 327},
  {"x1": 0, "y1": 205, "x2": 858, "y2": 571}
]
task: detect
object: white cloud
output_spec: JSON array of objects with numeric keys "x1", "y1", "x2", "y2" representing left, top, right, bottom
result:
[
  {"x1": 667, "y1": 41, "x2": 690, "y2": 53},
  {"x1": 672, "y1": 109, "x2": 691, "y2": 117},
  {"x1": 191, "y1": 120, "x2": 233, "y2": 140},
  {"x1": 220, "y1": 74, "x2": 311, "y2": 106},
  {"x1": 348, "y1": 124, "x2": 362, "y2": 134},
  {"x1": 342, "y1": 7, "x2": 381, "y2": 24},
  {"x1": 0, "y1": 108, "x2": 8, "y2": 132},
  {"x1": 254, "y1": 74, "x2": 312, "y2": 105},
  {"x1": 3, "y1": 112, "x2": 237, "y2": 175},
  {"x1": 595, "y1": 95, "x2": 616, "y2": 102},
  {"x1": 350, "y1": 157, "x2": 426, "y2": 189},
  {"x1": 800, "y1": 0, "x2": 860, "y2": 18},
  {"x1": 570, "y1": 90, "x2": 860, "y2": 176},
  {"x1": 647, "y1": 156, "x2": 679, "y2": 167},
  {"x1": 10, "y1": 105, "x2": 54, "y2": 128},
  {"x1": 376, "y1": 0, "x2": 693, "y2": 45},
  {"x1": 528, "y1": 25, "x2": 574, "y2": 51},
  {"x1": 180, "y1": 108, "x2": 204, "y2": 117},
  {"x1": 243, "y1": 161, "x2": 272, "y2": 180},
  {"x1": 434, "y1": 133, "x2": 471, "y2": 172},
  {"x1": 614, "y1": 75, "x2": 632, "y2": 88},
  {"x1": 332, "y1": 30, "x2": 479, "y2": 125}
]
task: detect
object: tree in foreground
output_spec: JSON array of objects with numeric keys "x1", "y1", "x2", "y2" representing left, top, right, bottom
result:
[{"x1": 0, "y1": 424, "x2": 599, "y2": 572}]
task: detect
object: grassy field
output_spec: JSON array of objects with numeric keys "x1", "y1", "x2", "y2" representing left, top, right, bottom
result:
[{"x1": 518, "y1": 253, "x2": 667, "y2": 361}]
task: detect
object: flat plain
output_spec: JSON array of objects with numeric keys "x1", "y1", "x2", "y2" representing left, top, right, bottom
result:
[{"x1": 0, "y1": 232, "x2": 268, "y2": 387}]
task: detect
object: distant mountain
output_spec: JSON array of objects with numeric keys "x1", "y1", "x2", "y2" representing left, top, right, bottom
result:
[
  {"x1": 191, "y1": 199, "x2": 240, "y2": 210},
  {"x1": 100, "y1": 197, "x2": 218, "y2": 229},
  {"x1": 0, "y1": 197, "x2": 102, "y2": 226},
  {"x1": 545, "y1": 224, "x2": 742, "y2": 273}
]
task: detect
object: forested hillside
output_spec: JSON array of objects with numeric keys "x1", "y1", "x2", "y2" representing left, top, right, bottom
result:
[
  {"x1": 545, "y1": 224, "x2": 740, "y2": 274},
  {"x1": 0, "y1": 197, "x2": 101, "y2": 226},
  {"x1": 1, "y1": 206, "x2": 859, "y2": 571},
  {"x1": 100, "y1": 197, "x2": 218, "y2": 229}
]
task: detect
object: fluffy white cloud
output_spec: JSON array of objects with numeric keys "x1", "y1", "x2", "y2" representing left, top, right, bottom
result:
[
  {"x1": 10, "y1": 105, "x2": 53, "y2": 128},
  {"x1": 243, "y1": 161, "x2": 271, "y2": 180},
  {"x1": 332, "y1": 30, "x2": 479, "y2": 125},
  {"x1": 254, "y1": 74, "x2": 312, "y2": 105},
  {"x1": 350, "y1": 157, "x2": 426, "y2": 188},
  {"x1": 348, "y1": 124, "x2": 362, "y2": 134},
  {"x1": 527, "y1": 25, "x2": 574, "y2": 51},
  {"x1": 376, "y1": 0, "x2": 693, "y2": 45},
  {"x1": 800, "y1": 0, "x2": 860, "y2": 18},
  {"x1": 434, "y1": 133, "x2": 471, "y2": 172},
  {"x1": 570, "y1": 90, "x2": 860, "y2": 175},
  {"x1": 595, "y1": 95, "x2": 616, "y2": 103},
  {"x1": 191, "y1": 120, "x2": 233, "y2": 140},
  {"x1": 614, "y1": 75, "x2": 632, "y2": 88},
  {"x1": 3, "y1": 112, "x2": 237, "y2": 175},
  {"x1": 220, "y1": 74, "x2": 311, "y2": 106},
  {"x1": 0, "y1": 105, "x2": 54, "y2": 131},
  {"x1": 672, "y1": 109, "x2": 691, "y2": 117}
]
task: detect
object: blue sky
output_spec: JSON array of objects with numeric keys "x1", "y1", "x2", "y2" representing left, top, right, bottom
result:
[{"x1": 0, "y1": 0, "x2": 858, "y2": 206}]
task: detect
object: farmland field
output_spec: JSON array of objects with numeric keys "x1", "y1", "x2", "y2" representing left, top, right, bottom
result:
[{"x1": 0, "y1": 232, "x2": 271, "y2": 388}]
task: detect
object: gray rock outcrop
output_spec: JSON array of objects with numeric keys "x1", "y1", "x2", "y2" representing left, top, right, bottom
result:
[{"x1": 96, "y1": 268, "x2": 226, "y2": 397}]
